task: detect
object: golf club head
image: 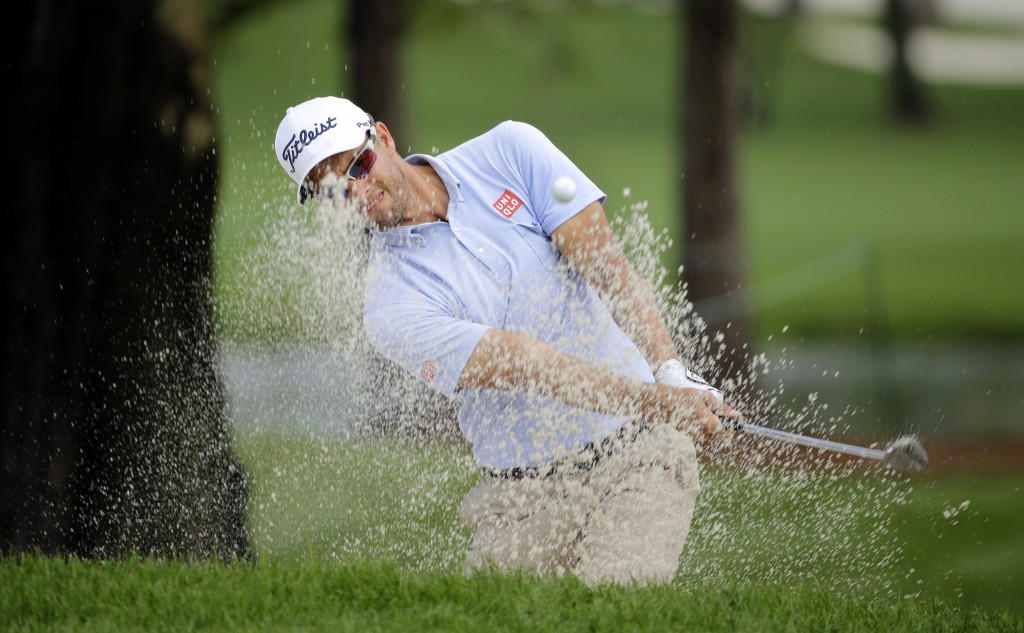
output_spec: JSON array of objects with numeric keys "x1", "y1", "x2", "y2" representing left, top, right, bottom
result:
[{"x1": 884, "y1": 436, "x2": 928, "y2": 472}]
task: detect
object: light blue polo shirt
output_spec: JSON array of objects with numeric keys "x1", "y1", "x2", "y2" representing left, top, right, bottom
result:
[{"x1": 363, "y1": 121, "x2": 654, "y2": 469}]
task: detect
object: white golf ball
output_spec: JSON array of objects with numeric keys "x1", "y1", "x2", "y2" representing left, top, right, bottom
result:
[{"x1": 551, "y1": 176, "x2": 577, "y2": 203}]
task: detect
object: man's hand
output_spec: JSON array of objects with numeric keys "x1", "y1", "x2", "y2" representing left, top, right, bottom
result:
[
  {"x1": 459, "y1": 329, "x2": 740, "y2": 442},
  {"x1": 654, "y1": 360, "x2": 741, "y2": 441},
  {"x1": 654, "y1": 359, "x2": 721, "y2": 400},
  {"x1": 661, "y1": 385, "x2": 740, "y2": 442}
]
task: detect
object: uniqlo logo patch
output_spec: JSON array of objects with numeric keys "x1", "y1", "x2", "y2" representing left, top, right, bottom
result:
[
  {"x1": 420, "y1": 360, "x2": 438, "y2": 383},
  {"x1": 492, "y1": 189, "x2": 523, "y2": 219}
]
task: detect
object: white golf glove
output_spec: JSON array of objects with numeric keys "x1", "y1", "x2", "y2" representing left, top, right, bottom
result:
[{"x1": 653, "y1": 359, "x2": 723, "y2": 401}]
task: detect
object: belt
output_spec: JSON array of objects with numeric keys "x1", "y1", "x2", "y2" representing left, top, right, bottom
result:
[{"x1": 483, "y1": 418, "x2": 653, "y2": 480}]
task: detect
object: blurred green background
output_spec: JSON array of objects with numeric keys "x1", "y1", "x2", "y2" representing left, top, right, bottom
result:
[
  {"x1": 209, "y1": 0, "x2": 1024, "y2": 617},
  {"x1": 212, "y1": 0, "x2": 1024, "y2": 438},
  {"x1": 212, "y1": 0, "x2": 1024, "y2": 340}
]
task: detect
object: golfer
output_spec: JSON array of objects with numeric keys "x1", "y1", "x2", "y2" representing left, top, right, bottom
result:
[{"x1": 274, "y1": 96, "x2": 741, "y2": 584}]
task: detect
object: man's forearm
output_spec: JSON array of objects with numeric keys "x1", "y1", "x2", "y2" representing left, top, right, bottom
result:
[
  {"x1": 598, "y1": 254, "x2": 679, "y2": 370},
  {"x1": 457, "y1": 328, "x2": 712, "y2": 431},
  {"x1": 550, "y1": 202, "x2": 679, "y2": 369}
]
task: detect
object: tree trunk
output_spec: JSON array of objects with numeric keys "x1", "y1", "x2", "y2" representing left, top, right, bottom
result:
[
  {"x1": 680, "y1": 0, "x2": 753, "y2": 390},
  {"x1": 345, "y1": 0, "x2": 409, "y2": 140},
  {"x1": 1, "y1": 0, "x2": 249, "y2": 559},
  {"x1": 343, "y1": 0, "x2": 458, "y2": 439},
  {"x1": 885, "y1": 0, "x2": 930, "y2": 122}
]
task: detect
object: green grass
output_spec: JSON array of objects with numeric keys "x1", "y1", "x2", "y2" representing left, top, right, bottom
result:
[
  {"x1": 231, "y1": 432, "x2": 1024, "y2": 617},
  {"x1": 4, "y1": 432, "x2": 1019, "y2": 626},
  {"x1": 4, "y1": 434, "x2": 1022, "y2": 631},
  {"x1": 210, "y1": 2, "x2": 1024, "y2": 342},
  {"x1": 237, "y1": 433, "x2": 477, "y2": 568},
  {"x1": 895, "y1": 472, "x2": 1024, "y2": 615},
  {"x1": 3, "y1": 558, "x2": 1021, "y2": 633}
]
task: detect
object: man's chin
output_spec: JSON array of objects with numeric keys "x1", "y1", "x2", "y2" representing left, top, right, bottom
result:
[
  {"x1": 371, "y1": 202, "x2": 406, "y2": 231},
  {"x1": 370, "y1": 215, "x2": 400, "y2": 231}
]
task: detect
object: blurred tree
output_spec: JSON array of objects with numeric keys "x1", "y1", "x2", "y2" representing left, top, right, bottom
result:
[
  {"x1": 343, "y1": 0, "x2": 463, "y2": 440},
  {"x1": 679, "y1": 0, "x2": 754, "y2": 392},
  {"x1": 211, "y1": 0, "x2": 280, "y2": 31},
  {"x1": 884, "y1": 0, "x2": 931, "y2": 122},
  {"x1": 1, "y1": 0, "x2": 249, "y2": 558},
  {"x1": 345, "y1": 0, "x2": 410, "y2": 141}
]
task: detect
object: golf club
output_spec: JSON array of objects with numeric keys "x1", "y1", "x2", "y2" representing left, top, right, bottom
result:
[{"x1": 722, "y1": 418, "x2": 928, "y2": 472}]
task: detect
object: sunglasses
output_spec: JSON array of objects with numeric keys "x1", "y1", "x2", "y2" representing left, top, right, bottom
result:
[
  {"x1": 304, "y1": 129, "x2": 378, "y2": 203},
  {"x1": 343, "y1": 133, "x2": 377, "y2": 182}
]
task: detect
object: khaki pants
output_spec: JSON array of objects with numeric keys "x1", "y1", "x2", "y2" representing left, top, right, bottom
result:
[{"x1": 459, "y1": 423, "x2": 701, "y2": 585}]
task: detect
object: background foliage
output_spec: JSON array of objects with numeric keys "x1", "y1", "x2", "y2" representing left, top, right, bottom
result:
[{"x1": 211, "y1": 0, "x2": 1024, "y2": 341}]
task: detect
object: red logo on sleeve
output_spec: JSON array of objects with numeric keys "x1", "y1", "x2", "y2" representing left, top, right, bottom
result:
[
  {"x1": 420, "y1": 360, "x2": 438, "y2": 383},
  {"x1": 492, "y1": 189, "x2": 523, "y2": 219}
]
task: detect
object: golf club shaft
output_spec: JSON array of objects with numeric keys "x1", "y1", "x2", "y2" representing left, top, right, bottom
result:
[{"x1": 726, "y1": 419, "x2": 887, "y2": 462}]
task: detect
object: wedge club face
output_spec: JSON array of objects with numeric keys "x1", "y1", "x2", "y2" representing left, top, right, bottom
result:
[{"x1": 884, "y1": 436, "x2": 928, "y2": 472}]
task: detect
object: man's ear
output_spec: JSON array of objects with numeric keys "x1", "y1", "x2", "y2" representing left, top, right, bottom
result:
[{"x1": 375, "y1": 121, "x2": 395, "y2": 152}]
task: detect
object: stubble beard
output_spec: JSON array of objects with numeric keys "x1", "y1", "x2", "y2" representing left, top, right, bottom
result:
[
  {"x1": 380, "y1": 191, "x2": 407, "y2": 230},
  {"x1": 367, "y1": 157, "x2": 439, "y2": 230},
  {"x1": 372, "y1": 168, "x2": 414, "y2": 230}
]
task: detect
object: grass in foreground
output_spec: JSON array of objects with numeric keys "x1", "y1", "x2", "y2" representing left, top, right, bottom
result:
[
  {"x1": 235, "y1": 432, "x2": 1024, "y2": 617},
  {"x1": 2, "y1": 556, "x2": 1021, "y2": 633},
  {"x1": 2, "y1": 433, "x2": 1021, "y2": 631}
]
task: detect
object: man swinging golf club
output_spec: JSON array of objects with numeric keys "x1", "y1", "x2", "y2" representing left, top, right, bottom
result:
[{"x1": 274, "y1": 96, "x2": 741, "y2": 584}]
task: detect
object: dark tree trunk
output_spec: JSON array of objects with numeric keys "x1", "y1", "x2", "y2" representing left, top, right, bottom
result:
[
  {"x1": 885, "y1": 0, "x2": 930, "y2": 122},
  {"x1": 680, "y1": 0, "x2": 753, "y2": 390},
  {"x1": 1, "y1": 0, "x2": 249, "y2": 559},
  {"x1": 343, "y1": 0, "x2": 457, "y2": 440},
  {"x1": 345, "y1": 0, "x2": 409, "y2": 140}
]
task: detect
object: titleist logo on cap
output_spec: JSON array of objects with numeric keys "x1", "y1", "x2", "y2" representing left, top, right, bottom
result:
[{"x1": 281, "y1": 116, "x2": 338, "y2": 173}]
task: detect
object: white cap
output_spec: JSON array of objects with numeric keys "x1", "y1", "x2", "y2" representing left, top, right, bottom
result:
[{"x1": 274, "y1": 97, "x2": 375, "y2": 204}]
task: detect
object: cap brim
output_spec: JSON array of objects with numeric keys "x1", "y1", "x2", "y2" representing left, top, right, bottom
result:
[{"x1": 294, "y1": 128, "x2": 369, "y2": 205}]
